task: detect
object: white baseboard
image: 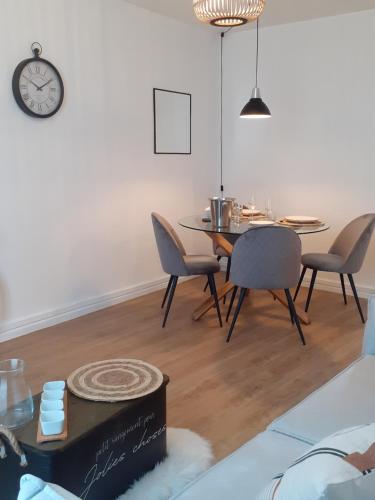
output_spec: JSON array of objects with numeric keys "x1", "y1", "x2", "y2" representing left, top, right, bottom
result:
[
  {"x1": 0, "y1": 275, "x2": 192, "y2": 344},
  {"x1": 305, "y1": 275, "x2": 375, "y2": 300},
  {"x1": 2, "y1": 271, "x2": 373, "y2": 344}
]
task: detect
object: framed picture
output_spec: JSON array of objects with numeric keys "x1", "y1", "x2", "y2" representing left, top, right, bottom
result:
[{"x1": 153, "y1": 88, "x2": 191, "y2": 155}]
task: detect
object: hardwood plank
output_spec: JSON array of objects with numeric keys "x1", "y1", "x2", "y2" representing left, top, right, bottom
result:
[
  {"x1": 269, "y1": 289, "x2": 311, "y2": 325},
  {"x1": 0, "y1": 274, "x2": 363, "y2": 462},
  {"x1": 192, "y1": 281, "x2": 234, "y2": 320}
]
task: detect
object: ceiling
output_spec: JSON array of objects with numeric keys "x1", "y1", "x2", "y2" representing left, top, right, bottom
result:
[{"x1": 125, "y1": 0, "x2": 375, "y2": 28}]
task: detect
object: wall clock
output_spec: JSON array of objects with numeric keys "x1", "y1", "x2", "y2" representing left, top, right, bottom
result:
[{"x1": 12, "y1": 42, "x2": 64, "y2": 118}]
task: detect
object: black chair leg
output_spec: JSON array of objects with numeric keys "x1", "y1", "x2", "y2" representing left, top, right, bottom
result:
[
  {"x1": 305, "y1": 269, "x2": 318, "y2": 313},
  {"x1": 162, "y1": 276, "x2": 178, "y2": 328},
  {"x1": 225, "y1": 256, "x2": 232, "y2": 283},
  {"x1": 340, "y1": 274, "x2": 347, "y2": 305},
  {"x1": 207, "y1": 274, "x2": 222, "y2": 327},
  {"x1": 161, "y1": 276, "x2": 173, "y2": 309},
  {"x1": 223, "y1": 256, "x2": 232, "y2": 305},
  {"x1": 285, "y1": 289, "x2": 306, "y2": 345},
  {"x1": 293, "y1": 266, "x2": 307, "y2": 301},
  {"x1": 204, "y1": 256, "x2": 221, "y2": 292},
  {"x1": 226, "y1": 286, "x2": 238, "y2": 322},
  {"x1": 285, "y1": 289, "x2": 294, "y2": 325},
  {"x1": 348, "y1": 274, "x2": 365, "y2": 324},
  {"x1": 226, "y1": 288, "x2": 247, "y2": 343}
]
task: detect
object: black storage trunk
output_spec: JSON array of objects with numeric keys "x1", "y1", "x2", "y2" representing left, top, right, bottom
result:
[{"x1": 1, "y1": 376, "x2": 169, "y2": 500}]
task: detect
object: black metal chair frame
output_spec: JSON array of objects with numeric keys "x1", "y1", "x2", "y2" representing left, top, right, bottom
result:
[
  {"x1": 161, "y1": 273, "x2": 222, "y2": 328},
  {"x1": 225, "y1": 287, "x2": 306, "y2": 345},
  {"x1": 293, "y1": 267, "x2": 365, "y2": 323}
]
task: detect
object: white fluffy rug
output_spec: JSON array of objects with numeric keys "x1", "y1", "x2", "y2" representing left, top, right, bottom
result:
[{"x1": 118, "y1": 428, "x2": 213, "y2": 500}]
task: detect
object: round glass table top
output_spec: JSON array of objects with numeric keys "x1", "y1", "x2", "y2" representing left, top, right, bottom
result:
[{"x1": 178, "y1": 215, "x2": 330, "y2": 236}]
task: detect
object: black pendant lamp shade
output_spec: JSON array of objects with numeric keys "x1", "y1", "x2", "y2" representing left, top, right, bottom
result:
[
  {"x1": 240, "y1": 87, "x2": 271, "y2": 118},
  {"x1": 240, "y1": 18, "x2": 271, "y2": 119}
]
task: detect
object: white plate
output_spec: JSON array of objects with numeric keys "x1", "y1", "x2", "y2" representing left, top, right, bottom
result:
[
  {"x1": 285, "y1": 215, "x2": 319, "y2": 224},
  {"x1": 249, "y1": 220, "x2": 276, "y2": 226}
]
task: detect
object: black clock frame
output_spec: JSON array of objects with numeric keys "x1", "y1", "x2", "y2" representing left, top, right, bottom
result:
[{"x1": 12, "y1": 52, "x2": 64, "y2": 119}]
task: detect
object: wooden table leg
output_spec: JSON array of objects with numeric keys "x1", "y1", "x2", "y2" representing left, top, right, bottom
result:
[
  {"x1": 193, "y1": 281, "x2": 235, "y2": 321},
  {"x1": 268, "y1": 290, "x2": 311, "y2": 325},
  {"x1": 192, "y1": 232, "x2": 235, "y2": 321}
]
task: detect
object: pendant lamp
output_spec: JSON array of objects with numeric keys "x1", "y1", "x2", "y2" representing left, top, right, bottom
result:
[
  {"x1": 240, "y1": 18, "x2": 271, "y2": 119},
  {"x1": 193, "y1": 0, "x2": 265, "y2": 27}
]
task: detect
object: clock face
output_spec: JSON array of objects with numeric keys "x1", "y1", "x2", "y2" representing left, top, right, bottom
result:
[{"x1": 12, "y1": 57, "x2": 64, "y2": 118}]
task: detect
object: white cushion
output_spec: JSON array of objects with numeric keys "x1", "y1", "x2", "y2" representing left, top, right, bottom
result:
[
  {"x1": 257, "y1": 424, "x2": 375, "y2": 500},
  {"x1": 171, "y1": 431, "x2": 309, "y2": 500},
  {"x1": 269, "y1": 356, "x2": 375, "y2": 445},
  {"x1": 18, "y1": 474, "x2": 79, "y2": 499}
]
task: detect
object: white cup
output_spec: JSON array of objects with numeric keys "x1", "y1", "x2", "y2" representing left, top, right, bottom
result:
[
  {"x1": 41, "y1": 400, "x2": 64, "y2": 412},
  {"x1": 42, "y1": 390, "x2": 64, "y2": 401},
  {"x1": 43, "y1": 381, "x2": 65, "y2": 392},
  {"x1": 40, "y1": 411, "x2": 64, "y2": 436}
]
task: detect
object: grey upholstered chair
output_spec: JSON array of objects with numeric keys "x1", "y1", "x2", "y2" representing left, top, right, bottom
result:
[
  {"x1": 294, "y1": 214, "x2": 375, "y2": 323},
  {"x1": 226, "y1": 226, "x2": 305, "y2": 345},
  {"x1": 151, "y1": 212, "x2": 222, "y2": 328}
]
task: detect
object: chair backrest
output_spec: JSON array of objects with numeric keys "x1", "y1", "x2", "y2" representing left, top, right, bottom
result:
[
  {"x1": 151, "y1": 212, "x2": 187, "y2": 276},
  {"x1": 329, "y1": 214, "x2": 375, "y2": 274},
  {"x1": 230, "y1": 226, "x2": 302, "y2": 290}
]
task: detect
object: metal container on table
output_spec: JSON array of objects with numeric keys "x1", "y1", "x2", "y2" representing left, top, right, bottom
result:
[{"x1": 209, "y1": 197, "x2": 234, "y2": 228}]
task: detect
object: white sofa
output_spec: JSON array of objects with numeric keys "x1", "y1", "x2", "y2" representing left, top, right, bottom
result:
[
  {"x1": 173, "y1": 297, "x2": 375, "y2": 500},
  {"x1": 20, "y1": 298, "x2": 375, "y2": 500}
]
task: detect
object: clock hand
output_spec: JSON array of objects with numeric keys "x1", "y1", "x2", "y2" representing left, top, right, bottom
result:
[
  {"x1": 23, "y1": 75, "x2": 42, "y2": 90},
  {"x1": 38, "y1": 78, "x2": 53, "y2": 91}
]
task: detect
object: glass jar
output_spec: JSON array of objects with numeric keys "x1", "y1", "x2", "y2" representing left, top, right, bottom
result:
[{"x1": 0, "y1": 359, "x2": 34, "y2": 429}]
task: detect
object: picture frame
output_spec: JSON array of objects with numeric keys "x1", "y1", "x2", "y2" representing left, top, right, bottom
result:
[{"x1": 153, "y1": 88, "x2": 192, "y2": 155}]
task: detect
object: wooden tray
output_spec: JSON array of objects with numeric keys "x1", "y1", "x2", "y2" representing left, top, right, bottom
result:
[{"x1": 37, "y1": 390, "x2": 68, "y2": 443}]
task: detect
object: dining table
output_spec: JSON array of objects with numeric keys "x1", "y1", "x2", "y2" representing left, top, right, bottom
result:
[{"x1": 178, "y1": 215, "x2": 330, "y2": 325}]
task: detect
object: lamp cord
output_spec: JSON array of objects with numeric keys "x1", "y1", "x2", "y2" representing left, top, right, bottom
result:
[
  {"x1": 220, "y1": 32, "x2": 224, "y2": 195},
  {"x1": 220, "y1": 27, "x2": 232, "y2": 196},
  {"x1": 255, "y1": 18, "x2": 259, "y2": 88}
]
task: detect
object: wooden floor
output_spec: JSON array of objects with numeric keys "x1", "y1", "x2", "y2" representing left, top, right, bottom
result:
[{"x1": 1, "y1": 274, "x2": 364, "y2": 461}]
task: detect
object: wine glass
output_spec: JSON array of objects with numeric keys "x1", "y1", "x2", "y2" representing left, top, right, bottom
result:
[
  {"x1": 232, "y1": 203, "x2": 241, "y2": 225},
  {"x1": 265, "y1": 198, "x2": 275, "y2": 221},
  {"x1": 249, "y1": 194, "x2": 256, "y2": 222}
]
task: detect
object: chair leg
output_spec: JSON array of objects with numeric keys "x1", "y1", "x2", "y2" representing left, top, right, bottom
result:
[
  {"x1": 223, "y1": 256, "x2": 232, "y2": 305},
  {"x1": 285, "y1": 289, "x2": 306, "y2": 345},
  {"x1": 226, "y1": 286, "x2": 238, "y2": 322},
  {"x1": 226, "y1": 288, "x2": 247, "y2": 343},
  {"x1": 207, "y1": 274, "x2": 222, "y2": 327},
  {"x1": 340, "y1": 274, "x2": 347, "y2": 305},
  {"x1": 293, "y1": 266, "x2": 307, "y2": 301},
  {"x1": 204, "y1": 256, "x2": 221, "y2": 292},
  {"x1": 162, "y1": 276, "x2": 178, "y2": 328},
  {"x1": 225, "y1": 256, "x2": 232, "y2": 282},
  {"x1": 161, "y1": 276, "x2": 173, "y2": 309},
  {"x1": 305, "y1": 269, "x2": 318, "y2": 313},
  {"x1": 285, "y1": 289, "x2": 294, "y2": 325},
  {"x1": 348, "y1": 274, "x2": 365, "y2": 324}
]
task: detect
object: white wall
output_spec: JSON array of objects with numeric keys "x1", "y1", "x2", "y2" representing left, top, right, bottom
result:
[
  {"x1": 0, "y1": 0, "x2": 220, "y2": 341},
  {"x1": 222, "y1": 9, "x2": 375, "y2": 296}
]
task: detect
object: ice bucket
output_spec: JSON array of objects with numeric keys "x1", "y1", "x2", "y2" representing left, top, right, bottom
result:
[{"x1": 210, "y1": 197, "x2": 234, "y2": 228}]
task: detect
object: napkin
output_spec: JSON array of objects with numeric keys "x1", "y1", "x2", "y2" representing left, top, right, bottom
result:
[{"x1": 18, "y1": 475, "x2": 79, "y2": 500}]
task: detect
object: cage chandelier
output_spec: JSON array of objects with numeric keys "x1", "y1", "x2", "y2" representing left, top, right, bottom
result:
[{"x1": 193, "y1": 0, "x2": 265, "y2": 27}]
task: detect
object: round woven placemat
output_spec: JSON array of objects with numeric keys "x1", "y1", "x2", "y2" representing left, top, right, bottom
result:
[{"x1": 67, "y1": 359, "x2": 163, "y2": 402}]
